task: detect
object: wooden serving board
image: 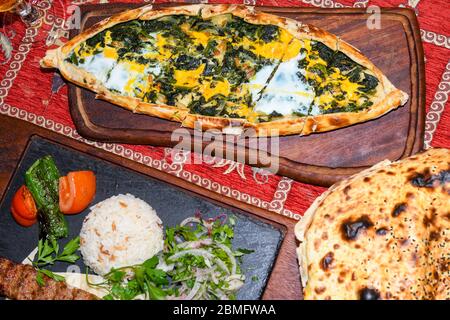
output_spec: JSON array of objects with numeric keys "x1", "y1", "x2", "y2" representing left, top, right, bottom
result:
[
  {"x1": 0, "y1": 114, "x2": 301, "y2": 299},
  {"x1": 68, "y1": 3, "x2": 425, "y2": 187}
]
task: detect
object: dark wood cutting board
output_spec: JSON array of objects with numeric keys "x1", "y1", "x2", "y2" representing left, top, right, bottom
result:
[{"x1": 68, "y1": 3, "x2": 425, "y2": 187}]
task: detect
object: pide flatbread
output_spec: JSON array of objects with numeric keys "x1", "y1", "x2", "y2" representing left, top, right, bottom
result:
[
  {"x1": 295, "y1": 148, "x2": 450, "y2": 300},
  {"x1": 41, "y1": 4, "x2": 408, "y2": 136}
]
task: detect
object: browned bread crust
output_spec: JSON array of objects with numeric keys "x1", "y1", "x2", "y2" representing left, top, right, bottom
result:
[{"x1": 295, "y1": 148, "x2": 450, "y2": 300}]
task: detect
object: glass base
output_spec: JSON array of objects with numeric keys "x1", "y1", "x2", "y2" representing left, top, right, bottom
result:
[{"x1": 16, "y1": 2, "x2": 40, "y2": 26}]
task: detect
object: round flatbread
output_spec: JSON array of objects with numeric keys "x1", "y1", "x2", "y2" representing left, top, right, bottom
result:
[{"x1": 295, "y1": 148, "x2": 449, "y2": 300}]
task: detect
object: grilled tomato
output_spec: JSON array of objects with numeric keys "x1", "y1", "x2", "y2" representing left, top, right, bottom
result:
[
  {"x1": 59, "y1": 171, "x2": 96, "y2": 214},
  {"x1": 11, "y1": 185, "x2": 37, "y2": 227}
]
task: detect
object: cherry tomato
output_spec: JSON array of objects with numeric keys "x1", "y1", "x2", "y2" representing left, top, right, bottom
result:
[
  {"x1": 11, "y1": 185, "x2": 37, "y2": 227},
  {"x1": 59, "y1": 171, "x2": 96, "y2": 214}
]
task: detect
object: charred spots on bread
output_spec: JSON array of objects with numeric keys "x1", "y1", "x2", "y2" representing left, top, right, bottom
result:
[
  {"x1": 406, "y1": 192, "x2": 415, "y2": 200},
  {"x1": 433, "y1": 271, "x2": 439, "y2": 281},
  {"x1": 429, "y1": 230, "x2": 441, "y2": 241},
  {"x1": 410, "y1": 169, "x2": 450, "y2": 189},
  {"x1": 423, "y1": 209, "x2": 437, "y2": 227},
  {"x1": 376, "y1": 227, "x2": 388, "y2": 236},
  {"x1": 410, "y1": 252, "x2": 418, "y2": 265},
  {"x1": 320, "y1": 252, "x2": 334, "y2": 271},
  {"x1": 343, "y1": 185, "x2": 351, "y2": 195},
  {"x1": 400, "y1": 238, "x2": 410, "y2": 247},
  {"x1": 392, "y1": 203, "x2": 407, "y2": 217},
  {"x1": 440, "y1": 261, "x2": 448, "y2": 272},
  {"x1": 341, "y1": 215, "x2": 373, "y2": 241},
  {"x1": 343, "y1": 185, "x2": 352, "y2": 200},
  {"x1": 328, "y1": 116, "x2": 350, "y2": 127},
  {"x1": 359, "y1": 287, "x2": 381, "y2": 300},
  {"x1": 314, "y1": 286, "x2": 326, "y2": 295}
]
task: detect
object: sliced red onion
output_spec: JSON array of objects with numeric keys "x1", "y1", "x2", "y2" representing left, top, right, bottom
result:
[
  {"x1": 214, "y1": 257, "x2": 230, "y2": 274},
  {"x1": 178, "y1": 238, "x2": 213, "y2": 249},
  {"x1": 185, "y1": 274, "x2": 203, "y2": 300},
  {"x1": 216, "y1": 243, "x2": 237, "y2": 274},
  {"x1": 168, "y1": 248, "x2": 214, "y2": 262},
  {"x1": 157, "y1": 258, "x2": 174, "y2": 272},
  {"x1": 224, "y1": 274, "x2": 245, "y2": 291},
  {"x1": 214, "y1": 289, "x2": 229, "y2": 300},
  {"x1": 180, "y1": 216, "x2": 202, "y2": 227}
]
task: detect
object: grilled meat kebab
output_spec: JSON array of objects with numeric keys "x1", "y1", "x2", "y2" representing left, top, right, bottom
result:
[{"x1": 0, "y1": 257, "x2": 97, "y2": 300}]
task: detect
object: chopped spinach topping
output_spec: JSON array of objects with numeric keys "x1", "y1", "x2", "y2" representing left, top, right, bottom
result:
[
  {"x1": 85, "y1": 30, "x2": 106, "y2": 48},
  {"x1": 174, "y1": 54, "x2": 202, "y2": 70},
  {"x1": 358, "y1": 73, "x2": 379, "y2": 93},
  {"x1": 224, "y1": 16, "x2": 260, "y2": 40},
  {"x1": 259, "y1": 25, "x2": 279, "y2": 43},
  {"x1": 312, "y1": 42, "x2": 334, "y2": 64},
  {"x1": 67, "y1": 13, "x2": 381, "y2": 120}
]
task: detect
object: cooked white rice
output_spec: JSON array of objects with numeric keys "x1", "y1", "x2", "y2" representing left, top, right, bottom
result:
[{"x1": 79, "y1": 194, "x2": 164, "y2": 276}]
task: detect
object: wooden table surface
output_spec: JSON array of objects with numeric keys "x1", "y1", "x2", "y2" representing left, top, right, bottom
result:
[{"x1": 0, "y1": 114, "x2": 302, "y2": 300}]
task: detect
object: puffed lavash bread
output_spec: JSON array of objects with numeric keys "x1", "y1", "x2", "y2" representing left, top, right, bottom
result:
[{"x1": 295, "y1": 148, "x2": 449, "y2": 300}]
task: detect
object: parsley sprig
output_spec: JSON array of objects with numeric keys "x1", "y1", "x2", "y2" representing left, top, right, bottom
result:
[
  {"x1": 31, "y1": 236, "x2": 81, "y2": 286},
  {"x1": 86, "y1": 256, "x2": 169, "y2": 300}
]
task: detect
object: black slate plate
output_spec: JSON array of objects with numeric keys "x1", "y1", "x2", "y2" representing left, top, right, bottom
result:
[{"x1": 0, "y1": 136, "x2": 284, "y2": 300}]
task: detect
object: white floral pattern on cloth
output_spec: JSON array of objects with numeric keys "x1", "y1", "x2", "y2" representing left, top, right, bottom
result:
[
  {"x1": 398, "y1": 0, "x2": 420, "y2": 14},
  {"x1": 252, "y1": 167, "x2": 273, "y2": 185},
  {"x1": 163, "y1": 146, "x2": 275, "y2": 185},
  {"x1": 43, "y1": 2, "x2": 69, "y2": 48},
  {"x1": 212, "y1": 159, "x2": 247, "y2": 180},
  {"x1": 267, "y1": 177, "x2": 293, "y2": 213},
  {"x1": 162, "y1": 147, "x2": 190, "y2": 175},
  {"x1": 0, "y1": 1, "x2": 51, "y2": 103},
  {"x1": 0, "y1": 32, "x2": 14, "y2": 65},
  {"x1": 301, "y1": 0, "x2": 344, "y2": 8},
  {"x1": 353, "y1": 0, "x2": 368, "y2": 8},
  {"x1": 420, "y1": 30, "x2": 450, "y2": 49},
  {"x1": 424, "y1": 61, "x2": 450, "y2": 149},
  {"x1": 71, "y1": 0, "x2": 106, "y2": 4}
]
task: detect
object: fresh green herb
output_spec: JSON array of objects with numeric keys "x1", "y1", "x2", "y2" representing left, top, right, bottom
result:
[
  {"x1": 38, "y1": 269, "x2": 65, "y2": 282},
  {"x1": 34, "y1": 237, "x2": 80, "y2": 267},
  {"x1": 234, "y1": 248, "x2": 255, "y2": 257},
  {"x1": 88, "y1": 215, "x2": 254, "y2": 300},
  {"x1": 32, "y1": 236, "x2": 81, "y2": 286}
]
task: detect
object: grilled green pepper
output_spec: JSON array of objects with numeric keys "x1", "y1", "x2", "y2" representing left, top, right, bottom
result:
[{"x1": 24, "y1": 156, "x2": 68, "y2": 240}]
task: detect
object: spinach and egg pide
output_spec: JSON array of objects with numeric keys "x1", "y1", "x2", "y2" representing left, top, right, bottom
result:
[
  {"x1": 43, "y1": 4, "x2": 408, "y2": 136},
  {"x1": 298, "y1": 41, "x2": 380, "y2": 114}
]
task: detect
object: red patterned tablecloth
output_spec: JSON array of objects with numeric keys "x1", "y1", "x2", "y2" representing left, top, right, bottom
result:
[{"x1": 0, "y1": 0, "x2": 448, "y2": 220}]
